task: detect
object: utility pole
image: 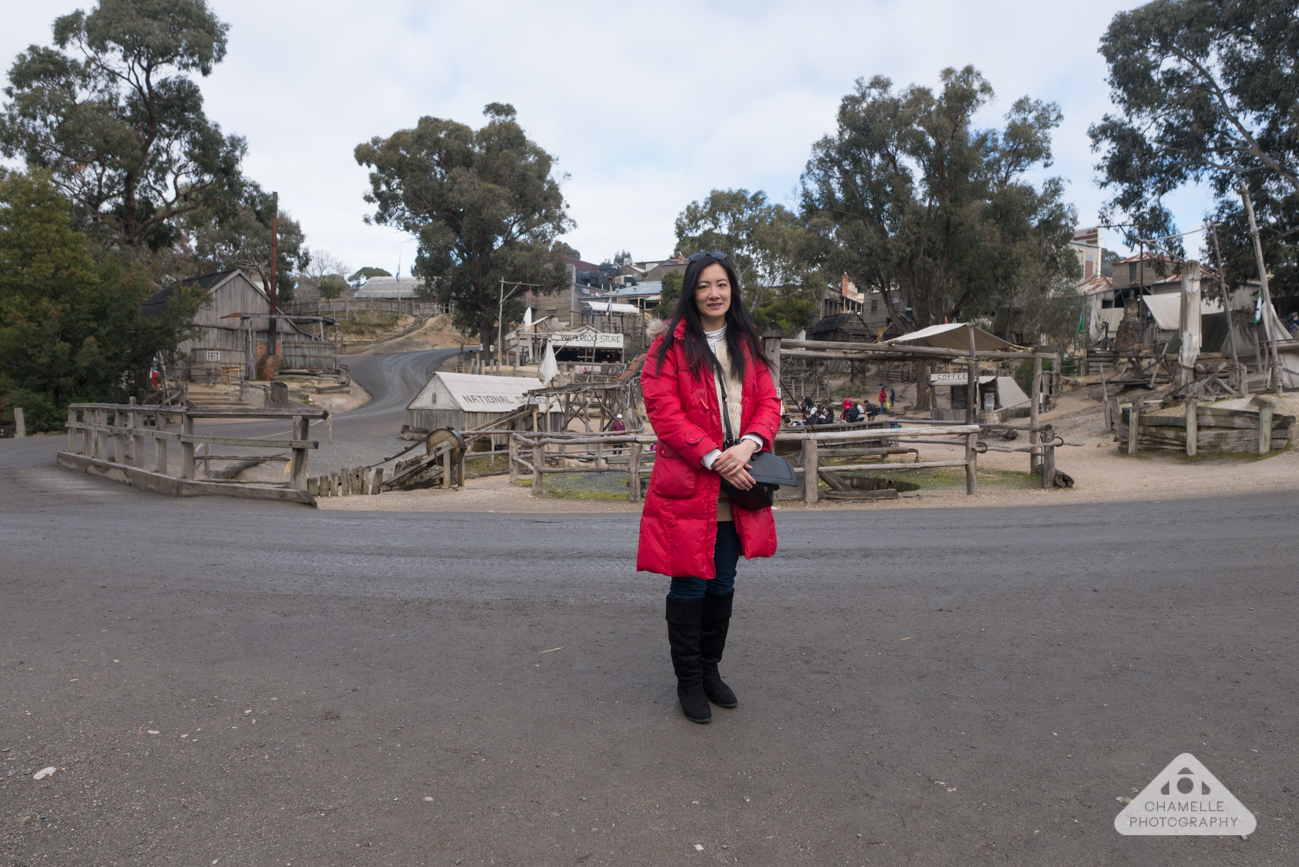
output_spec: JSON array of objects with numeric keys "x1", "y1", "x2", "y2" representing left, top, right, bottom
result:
[
  {"x1": 1239, "y1": 181, "x2": 1282, "y2": 388},
  {"x1": 268, "y1": 191, "x2": 279, "y2": 357},
  {"x1": 497, "y1": 278, "x2": 540, "y2": 373},
  {"x1": 1209, "y1": 223, "x2": 1242, "y2": 382}
]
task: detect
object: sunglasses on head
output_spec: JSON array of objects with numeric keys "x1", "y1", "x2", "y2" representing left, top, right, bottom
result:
[{"x1": 688, "y1": 251, "x2": 728, "y2": 262}]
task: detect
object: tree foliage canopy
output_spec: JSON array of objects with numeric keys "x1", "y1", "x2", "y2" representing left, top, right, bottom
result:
[
  {"x1": 0, "y1": 0, "x2": 245, "y2": 252},
  {"x1": 0, "y1": 169, "x2": 199, "y2": 430},
  {"x1": 801, "y1": 67, "x2": 1080, "y2": 337},
  {"x1": 674, "y1": 189, "x2": 821, "y2": 308},
  {"x1": 1089, "y1": 0, "x2": 1299, "y2": 297},
  {"x1": 183, "y1": 181, "x2": 307, "y2": 301},
  {"x1": 355, "y1": 103, "x2": 572, "y2": 349},
  {"x1": 651, "y1": 270, "x2": 682, "y2": 319}
]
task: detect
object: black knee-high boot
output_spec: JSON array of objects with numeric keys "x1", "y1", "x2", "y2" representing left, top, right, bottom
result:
[
  {"x1": 700, "y1": 591, "x2": 738, "y2": 708},
  {"x1": 665, "y1": 596, "x2": 711, "y2": 724}
]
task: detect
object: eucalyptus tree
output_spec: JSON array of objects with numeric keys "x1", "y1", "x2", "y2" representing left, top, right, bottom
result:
[
  {"x1": 1090, "y1": 0, "x2": 1298, "y2": 296},
  {"x1": 356, "y1": 103, "x2": 573, "y2": 351},
  {"x1": 801, "y1": 67, "x2": 1080, "y2": 402},
  {"x1": 0, "y1": 0, "x2": 245, "y2": 252}
]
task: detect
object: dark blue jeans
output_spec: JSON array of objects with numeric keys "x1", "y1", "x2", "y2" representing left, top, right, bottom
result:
[{"x1": 667, "y1": 521, "x2": 741, "y2": 600}]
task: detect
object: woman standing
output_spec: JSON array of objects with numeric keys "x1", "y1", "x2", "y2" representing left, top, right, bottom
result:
[{"x1": 637, "y1": 251, "x2": 783, "y2": 724}]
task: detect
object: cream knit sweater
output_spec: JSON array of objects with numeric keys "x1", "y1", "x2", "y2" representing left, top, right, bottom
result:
[{"x1": 706, "y1": 328, "x2": 747, "y2": 521}]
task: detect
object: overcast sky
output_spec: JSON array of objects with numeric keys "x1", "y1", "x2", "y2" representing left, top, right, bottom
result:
[{"x1": 3, "y1": 0, "x2": 1216, "y2": 275}]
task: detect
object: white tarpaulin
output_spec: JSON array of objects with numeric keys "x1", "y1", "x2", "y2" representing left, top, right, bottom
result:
[
  {"x1": 1090, "y1": 307, "x2": 1125, "y2": 342},
  {"x1": 1142, "y1": 293, "x2": 1223, "y2": 331},
  {"x1": 538, "y1": 341, "x2": 558, "y2": 385}
]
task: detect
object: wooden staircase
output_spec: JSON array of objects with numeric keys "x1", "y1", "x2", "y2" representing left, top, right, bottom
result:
[{"x1": 184, "y1": 383, "x2": 259, "y2": 411}]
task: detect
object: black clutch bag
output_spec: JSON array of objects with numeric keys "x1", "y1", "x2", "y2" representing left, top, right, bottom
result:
[{"x1": 715, "y1": 374, "x2": 798, "y2": 511}]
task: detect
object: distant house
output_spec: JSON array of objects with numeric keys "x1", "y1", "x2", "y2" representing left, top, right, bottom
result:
[
  {"x1": 143, "y1": 269, "x2": 334, "y2": 380},
  {"x1": 1070, "y1": 226, "x2": 1103, "y2": 282},
  {"x1": 622, "y1": 257, "x2": 686, "y2": 283},
  {"x1": 806, "y1": 312, "x2": 875, "y2": 343},
  {"x1": 353, "y1": 275, "x2": 419, "y2": 300},
  {"x1": 405, "y1": 371, "x2": 563, "y2": 432},
  {"x1": 822, "y1": 275, "x2": 894, "y2": 334}
]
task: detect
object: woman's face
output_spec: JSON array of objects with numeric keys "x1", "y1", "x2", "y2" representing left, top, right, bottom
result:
[{"x1": 693, "y1": 262, "x2": 731, "y2": 330}]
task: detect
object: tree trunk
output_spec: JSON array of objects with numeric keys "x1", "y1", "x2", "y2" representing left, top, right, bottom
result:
[{"x1": 915, "y1": 360, "x2": 931, "y2": 410}]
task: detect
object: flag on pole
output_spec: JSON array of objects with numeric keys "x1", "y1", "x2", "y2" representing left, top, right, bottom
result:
[{"x1": 1076, "y1": 304, "x2": 1086, "y2": 336}]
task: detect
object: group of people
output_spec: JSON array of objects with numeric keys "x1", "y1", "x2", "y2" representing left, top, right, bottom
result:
[{"x1": 791, "y1": 386, "x2": 895, "y2": 426}]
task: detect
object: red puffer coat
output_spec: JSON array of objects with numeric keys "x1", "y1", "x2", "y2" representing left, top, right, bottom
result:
[{"x1": 636, "y1": 323, "x2": 783, "y2": 578}]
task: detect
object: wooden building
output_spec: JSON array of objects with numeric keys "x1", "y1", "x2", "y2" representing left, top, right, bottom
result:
[
  {"x1": 143, "y1": 269, "x2": 335, "y2": 380},
  {"x1": 806, "y1": 312, "x2": 875, "y2": 343},
  {"x1": 405, "y1": 372, "x2": 564, "y2": 433}
]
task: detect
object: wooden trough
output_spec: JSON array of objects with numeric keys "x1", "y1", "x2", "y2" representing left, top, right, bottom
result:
[{"x1": 1118, "y1": 397, "x2": 1292, "y2": 455}]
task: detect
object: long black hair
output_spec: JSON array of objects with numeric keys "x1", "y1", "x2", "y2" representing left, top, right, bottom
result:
[{"x1": 653, "y1": 252, "x2": 773, "y2": 380}]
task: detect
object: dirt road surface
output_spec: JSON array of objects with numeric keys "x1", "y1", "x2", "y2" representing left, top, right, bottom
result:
[{"x1": 2, "y1": 430, "x2": 1295, "y2": 864}]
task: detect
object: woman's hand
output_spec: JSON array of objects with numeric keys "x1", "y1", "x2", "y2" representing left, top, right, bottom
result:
[{"x1": 713, "y1": 439, "x2": 759, "y2": 490}]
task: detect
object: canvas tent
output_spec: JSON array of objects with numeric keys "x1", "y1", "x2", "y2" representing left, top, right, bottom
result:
[
  {"x1": 406, "y1": 372, "x2": 563, "y2": 432},
  {"x1": 889, "y1": 323, "x2": 1017, "y2": 351}
]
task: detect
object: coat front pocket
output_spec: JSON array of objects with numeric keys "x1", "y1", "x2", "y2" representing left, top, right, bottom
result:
[{"x1": 651, "y1": 454, "x2": 698, "y2": 499}]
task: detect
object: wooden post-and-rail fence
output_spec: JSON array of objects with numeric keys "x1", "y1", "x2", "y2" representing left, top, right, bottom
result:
[
  {"x1": 60, "y1": 403, "x2": 328, "y2": 505},
  {"x1": 769, "y1": 333, "x2": 1063, "y2": 488},
  {"x1": 503, "y1": 421, "x2": 1052, "y2": 502}
]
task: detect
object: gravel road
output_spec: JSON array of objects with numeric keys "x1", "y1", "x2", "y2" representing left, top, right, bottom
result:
[{"x1": 1, "y1": 437, "x2": 1294, "y2": 865}]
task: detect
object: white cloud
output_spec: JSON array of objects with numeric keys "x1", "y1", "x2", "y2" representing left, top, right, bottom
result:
[{"x1": 2, "y1": 0, "x2": 1213, "y2": 273}]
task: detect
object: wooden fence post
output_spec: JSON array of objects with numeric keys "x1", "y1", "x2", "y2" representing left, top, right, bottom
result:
[
  {"x1": 1039, "y1": 426, "x2": 1055, "y2": 489},
  {"x1": 509, "y1": 436, "x2": 519, "y2": 483},
  {"x1": 95, "y1": 409, "x2": 108, "y2": 459},
  {"x1": 966, "y1": 325, "x2": 979, "y2": 425},
  {"x1": 155, "y1": 413, "x2": 169, "y2": 475},
  {"x1": 763, "y1": 329, "x2": 783, "y2": 397},
  {"x1": 66, "y1": 408, "x2": 77, "y2": 453},
  {"x1": 802, "y1": 437, "x2": 819, "y2": 504},
  {"x1": 113, "y1": 410, "x2": 128, "y2": 464},
  {"x1": 181, "y1": 413, "x2": 196, "y2": 479},
  {"x1": 131, "y1": 410, "x2": 146, "y2": 469},
  {"x1": 373, "y1": 467, "x2": 384, "y2": 493},
  {"x1": 629, "y1": 441, "x2": 643, "y2": 502},
  {"x1": 1259, "y1": 401, "x2": 1274, "y2": 454},
  {"x1": 290, "y1": 415, "x2": 309, "y2": 491},
  {"x1": 966, "y1": 431, "x2": 979, "y2": 495},
  {"x1": 1128, "y1": 403, "x2": 1140, "y2": 456},
  {"x1": 1029, "y1": 356, "x2": 1042, "y2": 474},
  {"x1": 532, "y1": 442, "x2": 544, "y2": 495},
  {"x1": 442, "y1": 449, "x2": 453, "y2": 489},
  {"x1": 1099, "y1": 363, "x2": 1112, "y2": 430},
  {"x1": 1185, "y1": 399, "x2": 1198, "y2": 456}
]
